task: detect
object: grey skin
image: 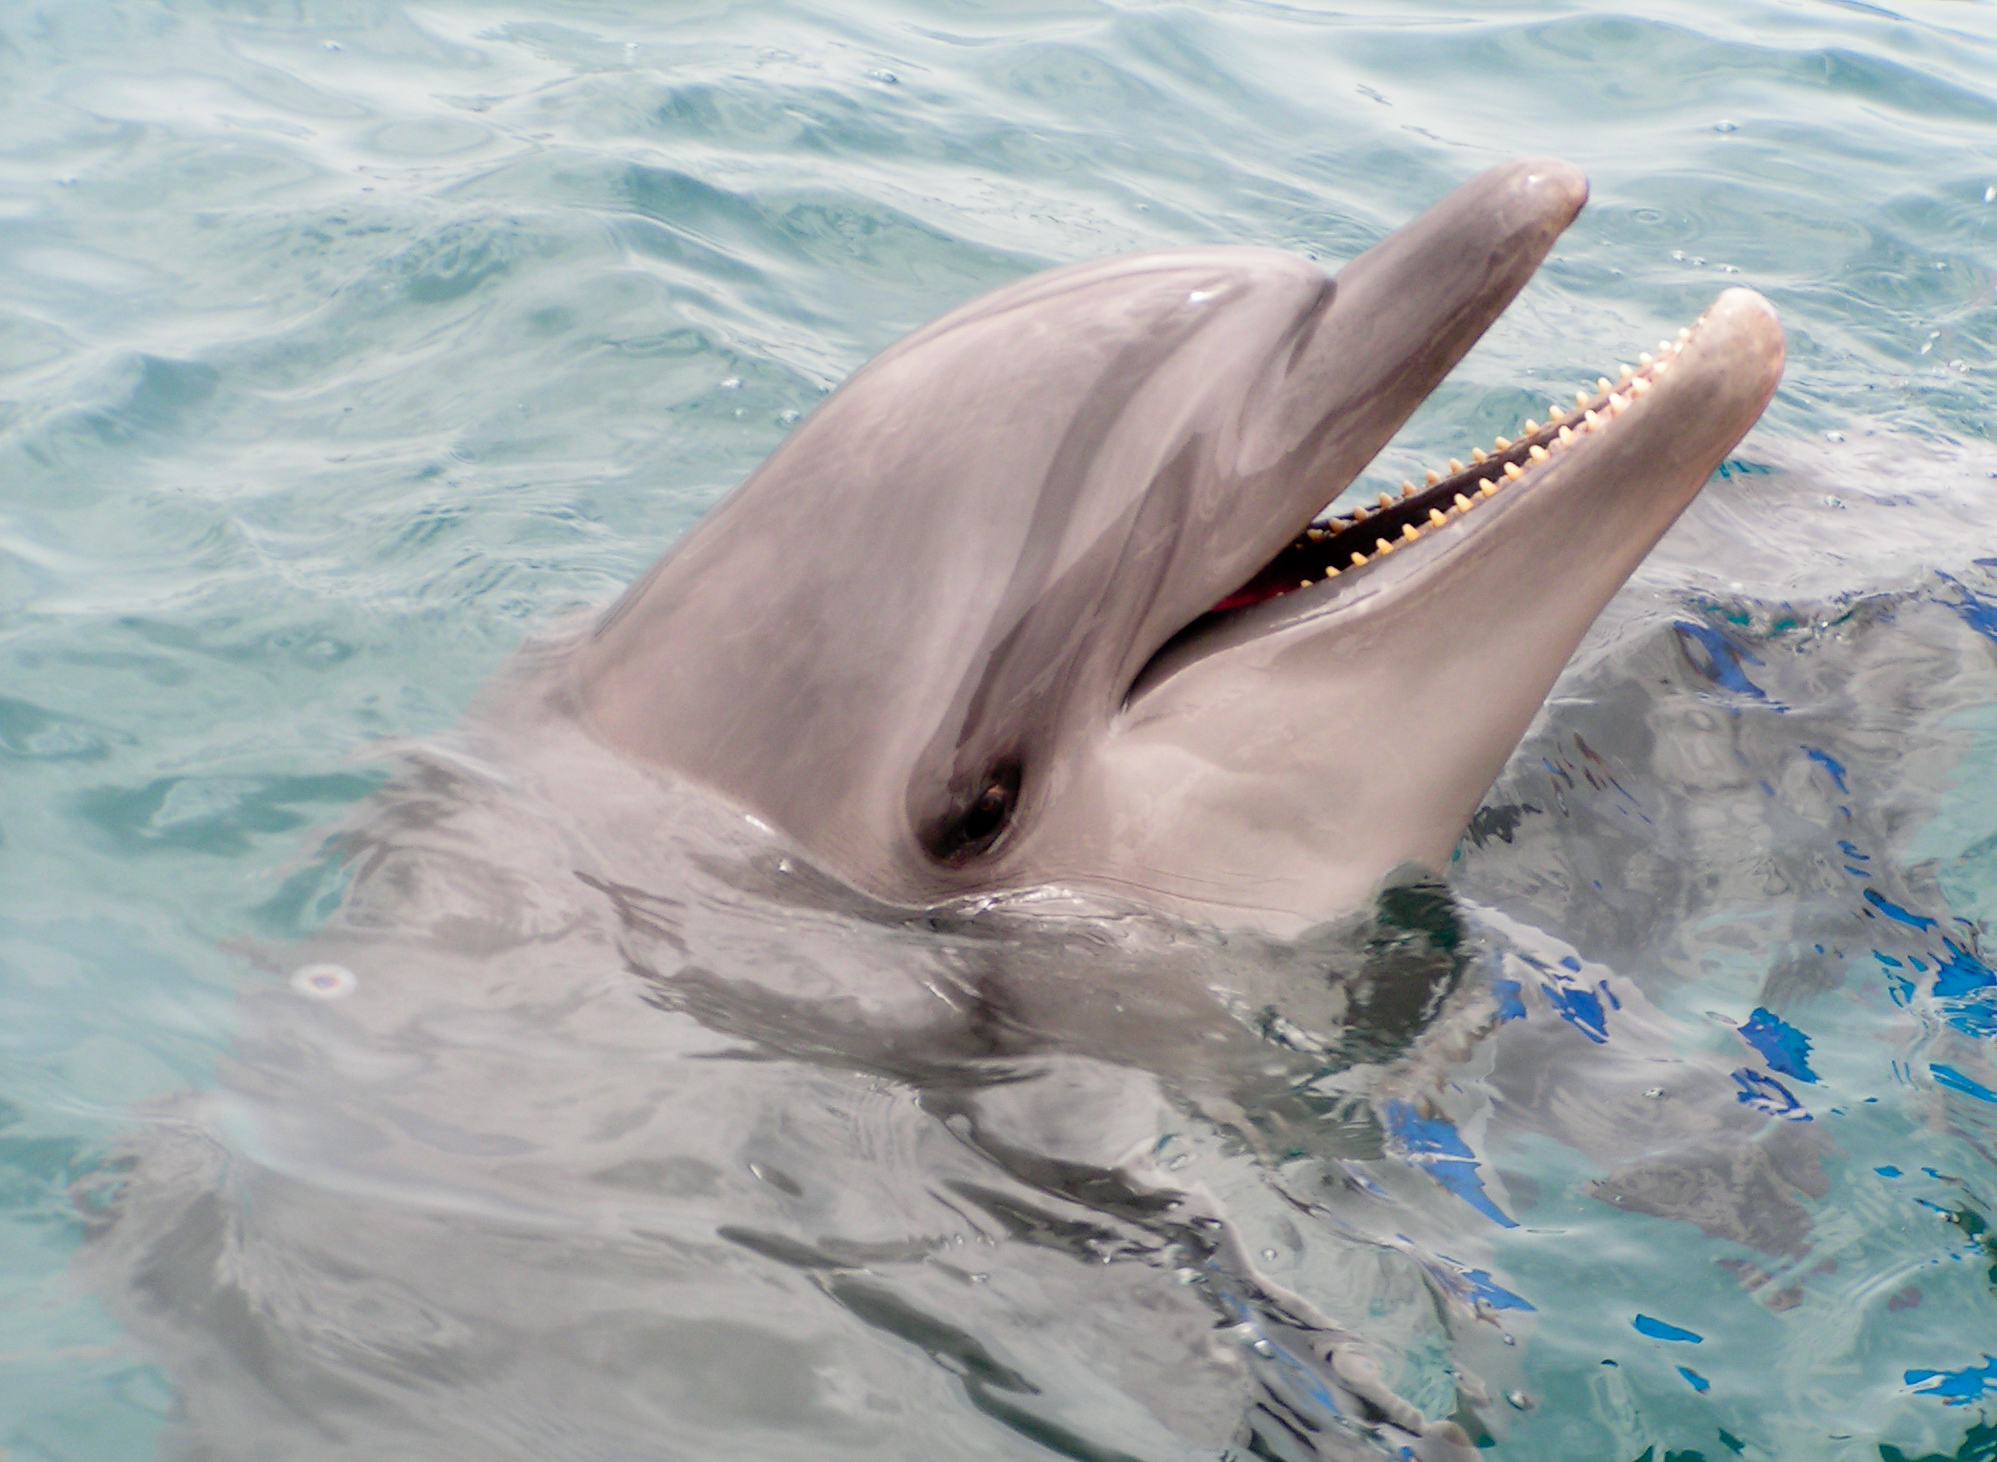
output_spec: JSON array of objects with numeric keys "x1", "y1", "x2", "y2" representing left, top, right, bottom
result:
[
  {"x1": 571, "y1": 159, "x2": 1783, "y2": 935},
  {"x1": 83, "y1": 167, "x2": 1803, "y2": 1462},
  {"x1": 572, "y1": 158, "x2": 1784, "y2": 935}
]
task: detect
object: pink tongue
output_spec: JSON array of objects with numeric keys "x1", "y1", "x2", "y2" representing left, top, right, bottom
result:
[
  {"x1": 1208, "y1": 581, "x2": 1291, "y2": 614},
  {"x1": 1206, "y1": 567, "x2": 1302, "y2": 615}
]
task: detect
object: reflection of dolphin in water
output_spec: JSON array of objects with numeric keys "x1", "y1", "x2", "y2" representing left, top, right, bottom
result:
[
  {"x1": 573, "y1": 157, "x2": 1781, "y2": 933},
  {"x1": 84, "y1": 162, "x2": 1798, "y2": 1461}
]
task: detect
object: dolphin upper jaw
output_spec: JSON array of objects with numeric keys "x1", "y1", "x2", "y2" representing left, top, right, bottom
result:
[{"x1": 1021, "y1": 288, "x2": 1787, "y2": 931}]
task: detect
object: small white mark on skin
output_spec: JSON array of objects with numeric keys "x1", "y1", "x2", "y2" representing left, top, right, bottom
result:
[{"x1": 291, "y1": 964, "x2": 358, "y2": 1000}]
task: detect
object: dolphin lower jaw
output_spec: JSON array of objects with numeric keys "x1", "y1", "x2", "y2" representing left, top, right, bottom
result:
[{"x1": 1031, "y1": 287, "x2": 1785, "y2": 932}]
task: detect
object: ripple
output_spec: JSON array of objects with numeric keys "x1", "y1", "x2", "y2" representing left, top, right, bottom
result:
[{"x1": 8, "y1": 1, "x2": 1997, "y2": 1458}]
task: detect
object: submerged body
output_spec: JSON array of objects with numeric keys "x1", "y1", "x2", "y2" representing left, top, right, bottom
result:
[{"x1": 572, "y1": 159, "x2": 1783, "y2": 932}]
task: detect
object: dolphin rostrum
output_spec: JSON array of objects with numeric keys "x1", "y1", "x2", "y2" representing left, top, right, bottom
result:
[{"x1": 570, "y1": 158, "x2": 1784, "y2": 935}]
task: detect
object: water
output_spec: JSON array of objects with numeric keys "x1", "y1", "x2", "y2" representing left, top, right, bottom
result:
[{"x1": 5, "y1": 1, "x2": 1997, "y2": 1457}]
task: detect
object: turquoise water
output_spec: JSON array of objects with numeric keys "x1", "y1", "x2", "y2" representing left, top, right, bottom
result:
[{"x1": 6, "y1": 1, "x2": 1997, "y2": 1458}]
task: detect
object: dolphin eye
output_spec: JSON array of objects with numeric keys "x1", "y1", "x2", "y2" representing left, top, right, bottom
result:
[
  {"x1": 926, "y1": 761, "x2": 1021, "y2": 864},
  {"x1": 960, "y1": 781, "x2": 1012, "y2": 846}
]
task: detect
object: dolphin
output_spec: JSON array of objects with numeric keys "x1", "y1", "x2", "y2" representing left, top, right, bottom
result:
[
  {"x1": 76, "y1": 164, "x2": 1804, "y2": 1462},
  {"x1": 567, "y1": 157, "x2": 1784, "y2": 935}
]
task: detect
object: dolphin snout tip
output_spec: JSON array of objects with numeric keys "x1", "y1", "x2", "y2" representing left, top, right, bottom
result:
[
  {"x1": 1704, "y1": 286, "x2": 1788, "y2": 387},
  {"x1": 1507, "y1": 156, "x2": 1590, "y2": 227},
  {"x1": 1710, "y1": 285, "x2": 1784, "y2": 337}
]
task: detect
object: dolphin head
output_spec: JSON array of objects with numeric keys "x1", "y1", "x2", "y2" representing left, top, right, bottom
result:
[{"x1": 571, "y1": 159, "x2": 1784, "y2": 934}]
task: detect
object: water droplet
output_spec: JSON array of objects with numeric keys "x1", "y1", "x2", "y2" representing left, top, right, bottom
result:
[
  {"x1": 1713, "y1": 119, "x2": 1738, "y2": 133},
  {"x1": 720, "y1": 377, "x2": 741, "y2": 390},
  {"x1": 290, "y1": 963, "x2": 358, "y2": 1000},
  {"x1": 869, "y1": 68, "x2": 898, "y2": 84},
  {"x1": 1643, "y1": 1086, "x2": 1665, "y2": 1099},
  {"x1": 1825, "y1": 431, "x2": 1846, "y2": 443},
  {"x1": 1986, "y1": 185, "x2": 1995, "y2": 203},
  {"x1": 1261, "y1": 1248, "x2": 1279, "y2": 1261},
  {"x1": 1506, "y1": 1389, "x2": 1533, "y2": 1410},
  {"x1": 323, "y1": 39, "x2": 341, "y2": 51}
]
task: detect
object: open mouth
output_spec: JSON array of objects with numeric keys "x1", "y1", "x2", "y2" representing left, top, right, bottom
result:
[{"x1": 1206, "y1": 317, "x2": 1707, "y2": 617}]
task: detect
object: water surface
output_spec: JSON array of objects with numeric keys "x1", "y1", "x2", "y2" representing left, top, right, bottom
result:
[{"x1": 5, "y1": 2, "x2": 1997, "y2": 1458}]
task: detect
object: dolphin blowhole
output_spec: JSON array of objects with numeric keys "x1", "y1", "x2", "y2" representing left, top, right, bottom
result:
[{"x1": 570, "y1": 159, "x2": 1785, "y2": 935}]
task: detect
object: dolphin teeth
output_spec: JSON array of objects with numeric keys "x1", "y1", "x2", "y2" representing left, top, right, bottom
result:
[{"x1": 1284, "y1": 309, "x2": 1712, "y2": 599}]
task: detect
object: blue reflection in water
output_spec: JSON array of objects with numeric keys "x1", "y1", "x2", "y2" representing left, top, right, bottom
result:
[
  {"x1": 1737, "y1": 1008, "x2": 1819, "y2": 1083},
  {"x1": 1633, "y1": 1315, "x2": 1704, "y2": 1344},
  {"x1": 1382, "y1": 1100, "x2": 1517, "y2": 1229},
  {"x1": 1907, "y1": 1357, "x2": 1997, "y2": 1407}
]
